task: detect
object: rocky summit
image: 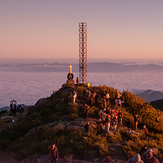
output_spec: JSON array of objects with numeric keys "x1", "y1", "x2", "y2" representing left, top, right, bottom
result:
[{"x1": 0, "y1": 84, "x2": 163, "y2": 163}]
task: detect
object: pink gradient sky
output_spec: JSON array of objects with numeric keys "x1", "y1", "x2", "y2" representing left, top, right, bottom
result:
[{"x1": 0, "y1": 0, "x2": 163, "y2": 60}]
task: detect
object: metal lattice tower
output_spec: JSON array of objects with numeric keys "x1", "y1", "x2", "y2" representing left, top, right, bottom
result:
[{"x1": 79, "y1": 22, "x2": 87, "y2": 84}]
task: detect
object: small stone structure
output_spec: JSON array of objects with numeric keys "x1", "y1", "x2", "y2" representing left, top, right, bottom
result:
[{"x1": 67, "y1": 65, "x2": 75, "y2": 85}]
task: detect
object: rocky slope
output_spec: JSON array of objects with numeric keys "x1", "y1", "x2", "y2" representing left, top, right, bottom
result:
[{"x1": 0, "y1": 84, "x2": 163, "y2": 163}]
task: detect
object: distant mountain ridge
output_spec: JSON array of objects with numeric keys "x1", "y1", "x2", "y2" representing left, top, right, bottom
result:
[
  {"x1": 0, "y1": 106, "x2": 10, "y2": 112},
  {"x1": 0, "y1": 62, "x2": 163, "y2": 73},
  {"x1": 138, "y1": 89, "x2": 163, "y2": 102}
]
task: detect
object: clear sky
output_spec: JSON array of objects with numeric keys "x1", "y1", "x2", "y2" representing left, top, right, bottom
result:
[{"x1": 0, "y1": 0, "x2": 163, "y2": 60}]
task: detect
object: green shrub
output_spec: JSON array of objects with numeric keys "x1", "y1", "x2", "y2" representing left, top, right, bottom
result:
[
  {"x1": 89, "y1": 106, "x2": 98, "y2": 116},
  {"x1": 107, "y1": 131, "x2": 122, "y2": 143}
]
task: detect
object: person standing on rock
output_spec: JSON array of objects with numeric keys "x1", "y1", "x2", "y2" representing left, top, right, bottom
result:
[
  {"x1": 76, "y1": 77, "x2": 79, "y2": 86},
  {"x1": 118, "y1": 110, "x2": 123, "y2": 126},
  {"x1": 106, "y1": 114, "x2": 111, "y2": 132},
  {"x1": 112, "y1": 116, "x2": 118, "y2": 131},
  {"x1": 134, "y1": 114, "x2": 139, "y2": 130},
  {"x1": 84, "y1": 104, "x2": 90, "y2": 118},
  {"x1": 72, "y1": 90, "x2": 77, "y2": 103},
  {"x1": 84, "y1": 121, "x2": 90, "y2": 133},
  {"x1": 49, "y1": 143, "x2": 59, "y2": 163}
]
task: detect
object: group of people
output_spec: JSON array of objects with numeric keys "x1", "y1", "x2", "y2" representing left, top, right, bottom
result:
[
  {"x1": 97, "y1": 108, "x2": 123, "y2": 133},
  {"x1": 72, "y1": 87, "x2": 125, "y2": 134},
  {"x1": 10, "y1": 100, "x2": 24, "y2": 117}
]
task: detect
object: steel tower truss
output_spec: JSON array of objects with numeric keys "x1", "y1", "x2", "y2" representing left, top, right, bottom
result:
[{"x1": 79, "y1": 22, "x2": 87, "y2": 84}]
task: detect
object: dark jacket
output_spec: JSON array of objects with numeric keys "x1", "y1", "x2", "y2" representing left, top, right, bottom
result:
[
  {"x1": 134, "y1": 115, "x2": 139, "y2": 122},
  {"x1": 50, "y1": 147, "x2": 59, "y2": 159}
]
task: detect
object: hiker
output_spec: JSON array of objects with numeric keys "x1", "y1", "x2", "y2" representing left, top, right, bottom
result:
[
  {"x1": 103, "y1": 99, "x2": 107, "y2": 108},
  {"x1": 97, "y1": 118, "x2": 102, "y2": 134},
  {"x1": 143, "y1": 125, "x2": 149, "y2": 137},
  {"x1": 105, "y1": 92, "x2": 110, "y2": 101},
  {"x1": 106, "y1": 114, "x2": 111, "y2": 132},
  {"x1": 139, "y1": 146, "x2": 148, "y2": 159},
  {"x1": 118, "y1": 110, "x2": 123, "y2": 126},
  {"x1": 121, "y1": 98, "x2": 124, "y2": 108},
  {"x1": 76, "y1": 77, "x2": 79, "y2": 86},
  {"x1": 49, "y1": 143, "x2": 59, "y2": 163},
  {"x1": 87, "y1": 82, "x2": 90, "y2": 88},
  {"x1": 12, "y1": 119, "x2": 14, "y2": 126},
  {"x1": 114, "y1": 108, "x2": 118, "y2": 116},
  {"x1": 17, "y1": 103, "x2": 23, "y2": 114},
  {"x1": 84, "y1": 121, "x2": 90, "y2": 132},
  {"x1": 98, "y1": 109, "x2": 102, "y2": 118},
  {"x1": 91, "y1": 90, "x2": 97, "y2": 100},
  {"x1": 101, "y1": 110, "x2": 106, "y2": 123},
  {"x1": 111, "y1": 109, "x2": 115, "y2": 124},
  {"x1": 87, "y1": 90, "x2": 91, "y2": 98},
  {"x1": 143, "y1": 149, "x2": 160, "y2": 163},
  {"x1": 117, "y1": 99, "x2": 122, "y2": 106},
  {"x1": 115, "y1": 90, "x2": 121, "y2": 100},
  {"x1": 10, "y1": 102, "x2": 13, "y2": 116},
  {"x1": 134, "y1": 114, "x2": 139, "y2": 129},
  {"x1": 91, "y1": 91, "x2": 97, "y2": 105},
  {"x1": 84, "y1": 104, "x2": 90, "y2": 118},
  {"x1": 112, "y1": 116, "x2": 118, "y2": 131},
  {"x1": 101, "y1": 121, "x2": 106, "y2": 134},
  {"x1": 72, "y1": 90, "x2": 77, "y2": 103},
  {"x1": 127, "y1": 153, "x2": 144, "y2": 163}
]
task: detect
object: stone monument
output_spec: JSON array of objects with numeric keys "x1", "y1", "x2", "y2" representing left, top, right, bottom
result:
[{"x1": 67, "y1": 65, "x2": 75, "y2": 85}]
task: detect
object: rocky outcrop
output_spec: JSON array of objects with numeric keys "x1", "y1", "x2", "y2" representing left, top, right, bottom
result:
[{"x1": 23, "y1": 117, "x2": 97, "y2": 139}]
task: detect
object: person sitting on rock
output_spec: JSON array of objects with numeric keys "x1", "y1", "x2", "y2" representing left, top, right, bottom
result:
[
  {"x1": 143, "y1": 149, "x2": 160, "y2": 163},
  {"x1": 127, "y1": 153, "x2": 144, "y2": 163}
]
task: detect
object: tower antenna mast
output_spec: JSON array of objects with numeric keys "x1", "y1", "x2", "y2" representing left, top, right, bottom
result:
[{"x1": 79, "y1": 22, "x2": 87, "y2": 84}]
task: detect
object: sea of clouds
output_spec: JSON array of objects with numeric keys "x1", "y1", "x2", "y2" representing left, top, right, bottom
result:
[{"x1": 0, "y1": 71, "x2": 163, "y2": 108}]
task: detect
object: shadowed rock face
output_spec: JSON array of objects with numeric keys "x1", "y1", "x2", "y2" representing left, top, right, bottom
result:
[{"x1": 150, "y1": 99, "x2": 163, "y2": 111}]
